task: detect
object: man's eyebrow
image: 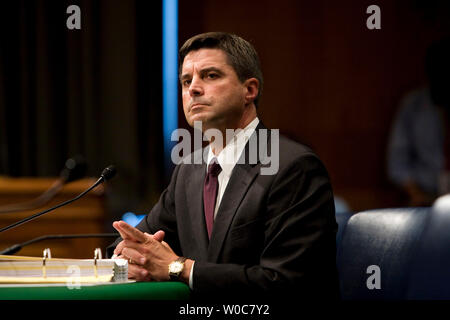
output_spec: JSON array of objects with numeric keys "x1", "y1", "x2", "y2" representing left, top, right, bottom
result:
[
  {"x1": 180, "y1": 73, "x2": 190, "y2": 81},
  {"x1": 180, "y1": 67, "x2": 224, "y2": 81},
  {"x1": 200, "y1": 67, "x2": 223, "y2": 74}
]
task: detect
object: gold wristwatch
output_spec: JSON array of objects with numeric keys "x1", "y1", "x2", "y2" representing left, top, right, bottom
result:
[{"x1": 168, "y1": 257, "x2": 187, "y2": 281}]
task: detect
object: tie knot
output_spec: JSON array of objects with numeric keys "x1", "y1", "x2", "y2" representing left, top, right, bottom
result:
[{"x1": 208, "y1": 159, "x2": 222, "y2": 177}]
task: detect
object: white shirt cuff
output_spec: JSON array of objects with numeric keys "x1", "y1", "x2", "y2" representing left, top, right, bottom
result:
[{"x1": 188, "y1": 261, "x2": 195, "y2": 290}]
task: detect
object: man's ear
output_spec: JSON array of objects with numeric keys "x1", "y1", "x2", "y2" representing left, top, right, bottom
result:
[{"x1": 243, "y1": 78, "x2": 259, "y2": 105}]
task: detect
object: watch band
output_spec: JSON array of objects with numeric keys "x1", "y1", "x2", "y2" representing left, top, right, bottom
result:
[{"x1": 176, "y1": 257, "x2": 187, "y2": 264}]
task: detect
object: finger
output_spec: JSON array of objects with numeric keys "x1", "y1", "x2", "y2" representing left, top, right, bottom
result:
[
  {"x1": 142, "y1": 231, "x2": 163, "y2": 243},
  {"x1": 152, "y1": 230, "x2": 165, "y2": 242},
  {"x1": 117, "y1": 221, "x2": 148, "y2": 243},
  {"x1": 113, "y1": 240, "x2": 126, "y2": 256},
  {"x1": 119, "y1": 240, "x2": 150, "y2": 254},
  {"x1": 122, "y1": 247, "x2": 146, "y2": 266},
  {"x1": 128, "y1": 264, "x2": 151, "y2": 281},
  {"x1": 113, "y1": 221, "x2": 145, "y2": 243},
  {"x1": 113, "y1": 221, "x2": 133, "y2": 241}
]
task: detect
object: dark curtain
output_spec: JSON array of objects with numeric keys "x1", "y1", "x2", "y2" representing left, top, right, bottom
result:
[{"x1": 0, "y1": 0, "x2": 164, "y2": 224}]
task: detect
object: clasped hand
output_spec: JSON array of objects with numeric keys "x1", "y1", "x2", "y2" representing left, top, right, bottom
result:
[{"x1": 112, "y1": 221, "x2": 179, "y2": 281}]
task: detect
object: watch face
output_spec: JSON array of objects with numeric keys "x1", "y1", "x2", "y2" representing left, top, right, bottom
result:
[{"x1": 169, "y1": 261, "x2": 183, "y2": 273}]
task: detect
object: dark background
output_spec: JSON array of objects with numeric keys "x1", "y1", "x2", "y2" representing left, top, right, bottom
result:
[{"x1": 1, "y1": 0, "x2": 450, "y2": 223}]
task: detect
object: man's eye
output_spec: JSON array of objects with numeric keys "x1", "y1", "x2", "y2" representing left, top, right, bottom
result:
[
  {"x1": 183, "y1": 80, "x2": 191, "y2": 86},
  {"x1": 207, "y1": 73, "x2": 218, "y2": 79}
]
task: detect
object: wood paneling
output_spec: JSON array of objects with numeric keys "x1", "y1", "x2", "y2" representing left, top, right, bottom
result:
[
  {"x1": 0, "y1": 177, "x2": 109, "y2": 258},
  {"x1": 179, "y1": 0, "x2": 450, "y2": 211}
]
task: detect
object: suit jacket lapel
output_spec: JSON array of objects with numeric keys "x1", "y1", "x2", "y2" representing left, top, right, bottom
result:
[
  {"x1": 207, "y1": 163, "x2": 260, "y2": 262},
  {"x1": 207, "y1": 121, "x2": 268, "y2": 262}
]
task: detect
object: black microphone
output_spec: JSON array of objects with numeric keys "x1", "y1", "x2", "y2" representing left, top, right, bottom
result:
[
  {"x1": 0, "y1": 156, "x2": 88, "y2": 214},
  {"x1": 0, "y1": 233, "x2": 120, "y2": 255},
  {"x1": 0, "y1": 165, "x2": 116, "y2": 234}
]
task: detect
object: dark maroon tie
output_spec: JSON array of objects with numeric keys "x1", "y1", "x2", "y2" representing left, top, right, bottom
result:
[{"x1": 203, "y1": 158, "x2": 222, "y2": 239}]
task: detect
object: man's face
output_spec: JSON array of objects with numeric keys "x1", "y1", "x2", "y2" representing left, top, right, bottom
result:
[{"x1": 180, "y1": 48, "x2": 247, "y2": 131}]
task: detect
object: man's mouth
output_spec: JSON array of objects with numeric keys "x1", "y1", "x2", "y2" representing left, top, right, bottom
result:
[{"x1": 191, "y1": 103, "x2": 208, "y2": 111}]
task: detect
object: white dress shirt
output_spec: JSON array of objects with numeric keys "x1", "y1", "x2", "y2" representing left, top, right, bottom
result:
[{"x1": 188, "y1": 117, "x2": 260, "y2": 289}]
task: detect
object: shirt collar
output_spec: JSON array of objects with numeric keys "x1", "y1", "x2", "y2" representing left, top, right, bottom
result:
[{"x1": 207, "y1": 117, "x2": 260, "y2": 177}]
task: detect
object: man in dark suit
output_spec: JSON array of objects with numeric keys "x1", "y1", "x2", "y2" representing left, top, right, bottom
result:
[{"x1": 108, "y1": 32, "x2": 339, "y2": 300}]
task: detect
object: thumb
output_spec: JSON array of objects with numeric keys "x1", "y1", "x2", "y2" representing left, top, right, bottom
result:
[
  {"x1": 145, "y1": 230, "x2": 165, "y2": 242},
  {"x1": 153, "y1": 230, "x2": 165, "y2": 242}
]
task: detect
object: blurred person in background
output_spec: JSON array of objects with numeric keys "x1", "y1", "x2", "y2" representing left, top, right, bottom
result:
[{"x1": 388, "y1": 37, "x2": 450, "y2": 206}]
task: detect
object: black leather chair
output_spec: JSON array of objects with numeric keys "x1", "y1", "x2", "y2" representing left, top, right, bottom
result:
[
  {"x1": 335, "y1": 210, "x2": 352, "y2": 249},
  {"x1": 407, "y1": 195, "x2": 450, "y2": 299},
  {"x1": 337, "y1": 207, "x2": 429, "y2": 300}
]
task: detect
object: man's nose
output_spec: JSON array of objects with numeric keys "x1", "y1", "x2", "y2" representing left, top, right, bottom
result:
[{"x1": 188, "y1": 77, "x2": 204, "y2": 97}]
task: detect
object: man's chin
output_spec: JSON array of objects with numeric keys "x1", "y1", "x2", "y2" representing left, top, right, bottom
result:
[{"x1": 188, "y1": 115, "x2": 212, "y2": 127}]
